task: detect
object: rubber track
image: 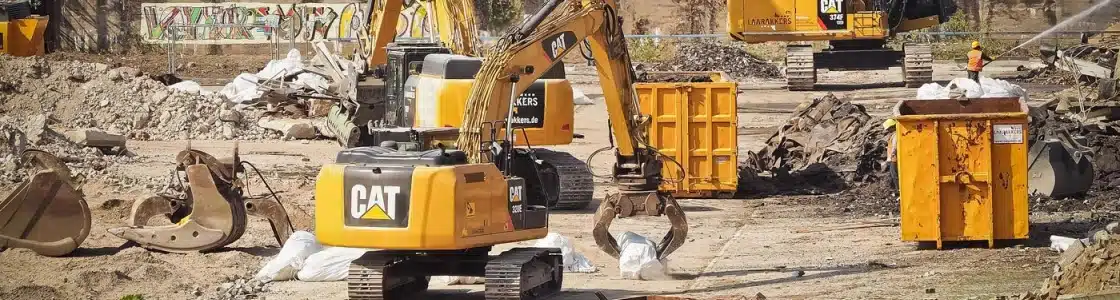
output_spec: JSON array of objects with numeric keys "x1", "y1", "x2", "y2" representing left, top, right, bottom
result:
[
  {"x1": 485, "y1": 247, "x2": 563, "y2": 300},
  {"x1": 903, "y1": 43, "x2": 934, "y2": 88},
  {"x1": 785, "y1": 45, "x2": 816, "y2": 91},
  {"x1": 534, "y1": 149, "x2": 594, "y2": 210},
  {"x1": 348, "y1": 252, "x2": 392, "y2": 300}
]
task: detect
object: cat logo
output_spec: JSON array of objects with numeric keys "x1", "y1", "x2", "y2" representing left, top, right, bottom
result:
[
  {"x1": 349, "y1": 185, "x2": 401, "y2": 221},
  {"x1": 509, "y1": 185, "x2": 523, "y2": 203},
  {"x1": 542, "y1": 31, "x2": 577, "y2": 61},
  {"x1": 820, "y1": 0, "x2": 843, "y2": 14}
]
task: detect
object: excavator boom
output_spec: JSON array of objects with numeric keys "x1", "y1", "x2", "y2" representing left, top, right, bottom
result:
[
  {"x1": 359, "y1": 0, "x2": 480, "y2": 69},
  {"x1": 455, "y1": 0, "x2": 687, "y2": 260}
]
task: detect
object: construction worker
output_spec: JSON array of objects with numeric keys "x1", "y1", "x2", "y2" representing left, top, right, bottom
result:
[
  {"x1": 884, "y1": 119, "x2": 899, "y2": 195},
  {"x1": 967, "y1": 41, "x2": 996, "y2": 82}
]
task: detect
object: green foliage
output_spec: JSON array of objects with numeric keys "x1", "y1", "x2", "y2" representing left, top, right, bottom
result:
[
  {"x1": 477, "y1": 0, "x2": 524, "y2": 32},
  {"x1": 120, "y1": 295, "x2": 145, "y2": 300},
  {"x1": 628, "y1": 38, "x2": 676, "y2": 63}
]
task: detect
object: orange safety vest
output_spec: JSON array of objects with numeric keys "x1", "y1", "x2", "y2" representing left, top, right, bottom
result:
[{"x1": 967, "y1": 49, "x2": 985, "y2": 72}]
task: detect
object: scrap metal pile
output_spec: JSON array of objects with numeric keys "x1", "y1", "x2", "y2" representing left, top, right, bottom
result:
[
  {"x1": 740, "y1": 94, "x2": 891, "y2": 197},
  {"x1": 648, "y1": 41, "x2": 782, "y2": 80}
]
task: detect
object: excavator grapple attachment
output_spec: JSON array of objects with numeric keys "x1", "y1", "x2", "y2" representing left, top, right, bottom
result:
[
  {"x1": 245, "y1": 196, "x2": 294, "y2": 245},
  {"x1": 593, "y1": 191, "x2": 688, "y2": 261},
  {"x1": 110, "y1": 146, "x2": 292, "y2": 252},
  {"x1": 0, "y1": 150, "x2": 91, "y2": 257}
]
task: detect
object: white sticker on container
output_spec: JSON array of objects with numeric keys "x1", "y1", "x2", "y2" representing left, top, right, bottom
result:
[
  {"x1": 993, "y1": 124, "x2": 1024, "y2": 144},
  {"x1": 716, "y1": 156, "x2": 729, "y2": 164}
]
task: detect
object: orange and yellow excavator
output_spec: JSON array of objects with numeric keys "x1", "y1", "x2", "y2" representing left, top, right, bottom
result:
[
  {"x1": 727, "y1": 0, "x2": 957, "y2": 90},
  {"x1": 332, "y1": 0, "x2": 595, "y2": 210},
  {"x1": 314, "y1": 0, "x2": 686, "y2": 298}
]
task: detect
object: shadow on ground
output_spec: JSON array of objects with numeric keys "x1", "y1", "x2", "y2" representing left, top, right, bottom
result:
[{"x1": 685, "y1": 262, "x2": 904, "y2": 294}]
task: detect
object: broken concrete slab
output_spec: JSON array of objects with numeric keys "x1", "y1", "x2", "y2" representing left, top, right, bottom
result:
[
  {"x1": 65, "y1": 129, "x2": 127, "y2": 148},
  {"x1": 1059, "y1": 240, "x2": 1087, "y2": 267},
  {"x1": 257, "y1": 118, "x2": 317, "y2": 140},
  {"x1": 307, "y1": 99, "x2": 333, "y2": 117}
]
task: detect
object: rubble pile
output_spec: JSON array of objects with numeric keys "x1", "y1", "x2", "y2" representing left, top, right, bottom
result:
[
  {"x1": 0, "y1": 56, "x2": 279, "y2": 141},
  {"x1": 1025, "y1": 225, "x2": 1120, "y2": 299},
  {"x1": 651, "y1": 41, "x2": 782, "y2": 80},
  {"x1": 740, "y1": 94, "x2": 897, "y2": 215},
  {"x1": 0, "y1": 116, "x2": 132, "y2": 186},
  {"x1": 1025, "y1": 104, "x2": 1120, "y2": 212}
]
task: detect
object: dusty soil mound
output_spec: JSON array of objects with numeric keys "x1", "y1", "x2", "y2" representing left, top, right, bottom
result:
[
  {"x1": 0, "y1": 55, "x2": 276, "y2": 141},
  {"x1": 1026, "y1": 237, "x2": 1120, "y2": 299},
  {"x1": 650, "y1": 41, "x2": 782, "y2": 80}
]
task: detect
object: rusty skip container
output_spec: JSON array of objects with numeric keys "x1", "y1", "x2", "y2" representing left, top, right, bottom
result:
[
  {"x1": 894, "y1": 97, "x2": 1030, "y2": 249},
  {"x1": 636, "y1": 72, "x2": 739, "y2": 198}
]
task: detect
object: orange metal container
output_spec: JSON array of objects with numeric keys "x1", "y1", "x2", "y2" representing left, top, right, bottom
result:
[
  {"x1": 636, "y1": 72, "x2": 739, "y2": 198},
  {"x1": 894, "y1": 97, "x2": 1030, "y2": 249}
]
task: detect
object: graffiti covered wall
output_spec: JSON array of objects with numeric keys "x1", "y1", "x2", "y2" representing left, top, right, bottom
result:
[{"x1": 141, "y1": 1, "x2": 433, "y2": 44}]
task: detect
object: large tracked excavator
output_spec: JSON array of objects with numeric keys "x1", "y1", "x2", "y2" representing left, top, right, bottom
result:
[
  {"x1": 313, "y1": 0, "x2": 687, "y2": 298},
  {"x1": 330, "y1": 0, "x2": 595, "y2": 210},
  {"x1": 727, "y1": 0, "x2": 957, "y2": 90}
]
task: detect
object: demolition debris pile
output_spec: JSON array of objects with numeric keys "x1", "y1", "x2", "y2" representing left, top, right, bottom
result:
[
  {"x1": 741, "y1": 94, "x2": 896, "y2": 215},
  {"x1": 1026, "y1": 227, "x2": 1120, "y2": 299},
  {"x1": 651, "y1": 41, "x2": 782, "y2": 80},
  {"x1": 0, "y1": 56, "x2": 279, "y2": 141},
  {"x1": 0, "y1": 116, "x2": 130, "y2": 186}
]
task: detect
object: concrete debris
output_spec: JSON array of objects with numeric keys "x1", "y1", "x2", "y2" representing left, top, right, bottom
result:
[
  {"x1": 0, "y1": 55, "x2": 278, "y2": 141},
  {"x1": 212, "y1": 276, "x2": 266, "y2": 300},
  {"x1": 257, "y1": 118, "x2": 318, "y2": 140},
  {"x1": 65, "y1": 129, "x2": 126, "y2": 149},
  {"x1": 0, "y1": 116, "x2": 130, "y2": 185},
  {"x1": 649, "y1": 41, "x2": 781, "y2": 80},
  {"x1": 1027, "y1": 235, "x2": 1120, "y2": 299}
]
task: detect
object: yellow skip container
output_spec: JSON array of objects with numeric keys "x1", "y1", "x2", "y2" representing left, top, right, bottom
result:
[{"x1": 894, "y1": 97, "x2": 1029, "y2": 248}]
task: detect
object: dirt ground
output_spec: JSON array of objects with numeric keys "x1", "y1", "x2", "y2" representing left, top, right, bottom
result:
[{"x1": 0, "y1": 57, "x2": 1087, "y2": 300}]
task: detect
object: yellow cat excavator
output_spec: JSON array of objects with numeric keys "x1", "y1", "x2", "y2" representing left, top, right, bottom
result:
[
  {"x1": 727, "y1": 0, "x2": 957, "y2": 90},
  {"x1": 333, "y1": 0, "x2": 594, "y2": 210},
  {"x1": 314, "y1": 0, "x2": 686, "y2": 298}
]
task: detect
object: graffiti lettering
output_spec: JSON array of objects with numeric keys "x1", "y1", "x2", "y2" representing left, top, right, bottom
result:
[{"x1": 140, "y1": 2, "x2": 434, "y2": 44}]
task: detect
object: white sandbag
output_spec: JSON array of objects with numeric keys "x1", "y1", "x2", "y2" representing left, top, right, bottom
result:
[
  {"x1": 296, "y1": 247, "x2": 369, "y2": 282},
  {"x1": 168, "y1": 80, "x2": 206, "y2": 95},
  {"x1": 573, "y1": 87, "x2": 594, "y2": 105},
  {"x1": 293, "y1": 72, "x2": 330, "y2": 92},
  {"x1": 433, "y1": 276, "x2": 485, "y2": 285},
  {"x1": 617, "y1": 232, "x2": 668, "y2": 280},
  {"x1": 257, "y1": 49, "x2": 305, "y2": 80},
  {"x1": 532, "y1": 232, "x2": 597, "y2": 273},
  {"x1": 255, "y1": 231, "x2": 322, "y2": 283},
  {"x1": 221, "y1": 73, "x2": 264, "y2": 104},
  {"x1": 915, "y1": 77, "x2": 1029, "y2": 102}
]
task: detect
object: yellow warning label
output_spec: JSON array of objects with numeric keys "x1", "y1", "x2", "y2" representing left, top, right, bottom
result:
[
  {"x1": 361, "y1": 205, "x2": 391, "y2": 220},
  {"x1": 466, "y1": 202, "x2": 476, "y2": 217}
]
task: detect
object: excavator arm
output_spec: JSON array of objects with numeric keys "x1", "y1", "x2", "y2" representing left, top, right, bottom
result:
[
  {"x1": 455, "y1": 0, "x2": 687, "y2": 260},
  {"x1": 358, "y1": 0, "x2": 480, "y2": 69}
]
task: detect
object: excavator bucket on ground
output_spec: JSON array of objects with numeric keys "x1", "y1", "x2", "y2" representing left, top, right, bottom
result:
[
  {"x1": 109, "y1": 145, "x2": 293, "y2": 252},
  {"x1": 0, "y1": 149, "x2": 91, "y2": 256},
  {"x1": 1028, "y1": 130, "x2": 1095, "y2": 198}
]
